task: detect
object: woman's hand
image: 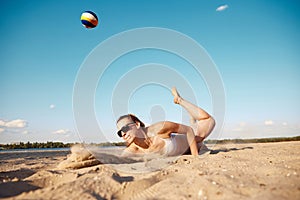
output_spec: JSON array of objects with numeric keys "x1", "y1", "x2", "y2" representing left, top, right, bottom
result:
[{"x1": 149, "y1": 121, "x2": 199, "y2": 156}]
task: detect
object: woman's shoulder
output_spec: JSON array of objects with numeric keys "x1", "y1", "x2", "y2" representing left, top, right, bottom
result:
[
  {"x1": 148, "y1": 121, "x2": 177, "y2": 128},
  {"x1": 147, "y1": 121, "x2": 179, "y2": 136},
  {"x1": 122, "y1": 144, "x2": 143, "y2": 157},
  {"x1": 147, "y1": 121, "x2": 167, "y2": 132},
  {"x1": 125, "y1": 143, "x2": 142, "y2": 153}
]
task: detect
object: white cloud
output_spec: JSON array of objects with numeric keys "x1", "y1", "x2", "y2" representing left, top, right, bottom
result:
[
  {"x1": 220, "y1": 121, "x2": 300, "y2": 140},
  {"x1": 232, "y1": 127, "x2": 243, "y2": 132},
  {"x1": 216, "y1": 5, "x2": 229, "y2": 12},
  {"x1": 53, "y1": 129, "x2": 70, "y2": 135},
  {"x1": 228, "y1": 122, "x2": 247, "y2": 132},
  {"x1": 0, "y1": 119, "x2": 27, "y2": 128},
  {"x1": 0, "y1": 128, "x2": 4, "y2": 133},
  {"x1": 264, "y1": 120, "x2": 274, "y2": 126},
  {"x1": 49, "y1": 104, "x2": 55, "y2": 109},
  {"x1": 239, "y1": 122, "x2": 246, "y2": 127},
  {"x1": 282, "y1": 122, "x2": 288, "y2": 126}
]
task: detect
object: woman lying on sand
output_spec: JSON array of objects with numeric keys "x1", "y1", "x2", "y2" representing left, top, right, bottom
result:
[{"x1": 116, "y1": 87, "x2": 215, "y2": 157}]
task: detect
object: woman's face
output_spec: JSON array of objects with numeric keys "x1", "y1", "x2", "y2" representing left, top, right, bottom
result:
[{"x1": 117, "y1": 117, "x2": 138, "y2": 144}]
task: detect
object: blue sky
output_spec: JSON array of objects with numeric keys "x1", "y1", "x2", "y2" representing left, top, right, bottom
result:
[{"x1": 0, "y1": 0, "x2": 299, "y2": 143}]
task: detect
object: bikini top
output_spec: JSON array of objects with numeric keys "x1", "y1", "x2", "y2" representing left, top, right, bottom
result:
[{"x1": 161, "y1": 134, "x2": 190, "y2": 156}]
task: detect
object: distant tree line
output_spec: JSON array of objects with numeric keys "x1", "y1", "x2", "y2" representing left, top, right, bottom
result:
[
  {"x1": 0, "y1": 141, "x2": 73, "y2": 150},
  {"x1": 89, "y1": 142, "x2": 126, "y2": 147},
  {"x1": 205, "y1": 136, "x2": 300, "y2": 144},
  {"x1": 1, "y1": 136, "x2": 299, "y2": 150},
  {"x1": 0, "y1": 141, "x2": 127, "y2": 150}
]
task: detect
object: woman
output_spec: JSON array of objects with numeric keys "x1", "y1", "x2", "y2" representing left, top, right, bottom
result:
[{"x1": 116, "y1": 87, "x2": 215, "y2": 157}]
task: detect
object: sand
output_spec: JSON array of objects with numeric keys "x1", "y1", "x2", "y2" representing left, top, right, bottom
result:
[{"x1": 0, "y1": 141, "x2": 299, "y2": 200}]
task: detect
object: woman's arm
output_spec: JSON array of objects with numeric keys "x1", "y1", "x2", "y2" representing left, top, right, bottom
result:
[
  {"x1": 150, "y1": 121, "x2": 199, "y2": 156},
  {"x1": 120, "y1": 144, "x2": 144, "y2": 157}
]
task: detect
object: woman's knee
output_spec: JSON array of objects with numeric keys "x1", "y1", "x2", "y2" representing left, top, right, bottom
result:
[
  {"x1": 196, "y1": 116, "x2": 215, "y2": 138},
  {"x1": 207, "y1": 116, "x2": 216, "y2": 134},
  {"x1": 209, "y1": 116, "x2": 216, "y2": 128},
  {"x1": 200, "y1": 116, "x2": 215, "y2": 126}
]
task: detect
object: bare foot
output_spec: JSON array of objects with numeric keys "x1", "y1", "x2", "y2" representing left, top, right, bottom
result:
[{"x1": 171, "y1": 87, "x2": 182, "y2": 104}]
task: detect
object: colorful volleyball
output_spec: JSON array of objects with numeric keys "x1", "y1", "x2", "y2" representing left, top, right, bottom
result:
[{"x1": 80, "y1": 11, "x2": 98, "y2": 29}]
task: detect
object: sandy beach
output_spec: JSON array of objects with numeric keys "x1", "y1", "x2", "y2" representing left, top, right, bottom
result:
[{"x1": 0, "y1": 141, "x2": 299, "y2": 200}]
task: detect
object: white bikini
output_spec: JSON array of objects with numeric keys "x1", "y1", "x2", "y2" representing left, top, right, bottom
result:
[{"x1": 161, "y1": 134, "x2": 190, "y2": 156}]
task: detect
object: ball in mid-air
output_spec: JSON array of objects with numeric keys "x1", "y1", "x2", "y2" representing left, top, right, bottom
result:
[{"x1": 80, "y1": 11, "x2": 98, "y2": 29}]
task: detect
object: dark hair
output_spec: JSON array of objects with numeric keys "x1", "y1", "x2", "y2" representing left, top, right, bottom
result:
[{"x1": 116, "y1": 114, "x2": 145, "y2": 127}]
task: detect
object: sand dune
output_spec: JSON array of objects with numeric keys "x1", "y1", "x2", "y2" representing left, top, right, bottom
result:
[{"x1": 0, "y1": 141, "x2": 299, "y2": 199}]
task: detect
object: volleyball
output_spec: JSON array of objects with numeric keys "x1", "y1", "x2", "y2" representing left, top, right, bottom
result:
[{"x1": 80, "y1": 11, "x2": 98, "y2": 29}]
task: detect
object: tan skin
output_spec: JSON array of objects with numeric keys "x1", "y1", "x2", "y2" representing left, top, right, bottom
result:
[
  {"x1": 117, "y1": 117, "x2": 199, "y2": 156},
  {"x1": 117, "y1": 87, "x2": 215, "y2": 157},
  {"x1": 171, "y1": 87, "x2": 215, "y2": 143}
]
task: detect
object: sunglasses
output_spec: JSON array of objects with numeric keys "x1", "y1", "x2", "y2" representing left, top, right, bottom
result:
[{"x1": 117, "y1": 122, "x2": 136, "y2": 137}]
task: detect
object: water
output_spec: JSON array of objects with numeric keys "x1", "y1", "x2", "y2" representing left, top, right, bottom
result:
[{"x1": 0, "y1": 147, "x2": 70, "y2": 153}]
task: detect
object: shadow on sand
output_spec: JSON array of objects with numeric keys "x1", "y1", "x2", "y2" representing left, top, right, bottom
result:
[
  {"x1": 0, "y1": 181, "x2": 40, "y2": 198},
  {"x1": 91, "y1": 152, "x2": 143, "y2": 165},
  {"x1": 0, "y1": 168, "x2": 39, "y2": 198},
  {"x1": 209, "y1": 146, "x2": 253, "y2": 155}
]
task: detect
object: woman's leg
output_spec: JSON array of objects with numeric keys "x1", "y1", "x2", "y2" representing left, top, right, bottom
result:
[{"x1": 171, "y1": 87, "x2": 215, "y2": 143}]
